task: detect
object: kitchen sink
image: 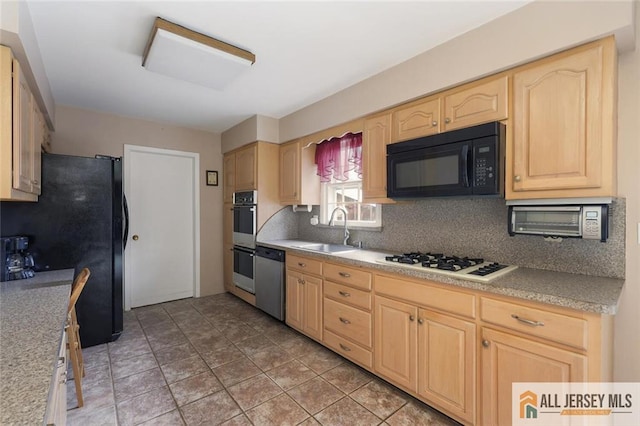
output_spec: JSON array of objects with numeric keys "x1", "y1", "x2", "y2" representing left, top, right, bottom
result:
[{"x1": 293, "y1": 243, "x2": 357, "y2": 254}]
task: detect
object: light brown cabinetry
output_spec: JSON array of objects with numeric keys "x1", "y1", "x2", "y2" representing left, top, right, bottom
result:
[
  {"x1": 234, "y1": 145, "x2": 256, "y2": 191},
  {"x1": 322, "y1": 262, "x2": 373, "y2": 368},
  {"x1": 1, "y1": 46, "x2": 46, "y2": 201},
  {"x1": 223, "y1": 154, "x2": 235, "y2": 203},
  {"x1": 391, "y1": 75, "x2": 508, "y2": 143},
  {"x1": 509, "y1": 36, "x2": 616, "y2": 199},
  {"x1": 222, "y1": 203, "x2": 234, "y2": 292},
  {"x1": 45, "y1": 330, "x2": 67, "y2": 425},
  {"x1": 286, "y1": 254, "x2": 323, "y2": 341},
  {"x1": 279, "y1": 139, "x2": 320, "y2": 206},
  {"x1": 362, "y1": 112, "x2": 394, "y2": 202}
]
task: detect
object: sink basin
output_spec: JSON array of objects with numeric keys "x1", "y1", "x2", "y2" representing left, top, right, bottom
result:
[{"x1": 294, "y1": 243, "x2": 357, "y2": 254}]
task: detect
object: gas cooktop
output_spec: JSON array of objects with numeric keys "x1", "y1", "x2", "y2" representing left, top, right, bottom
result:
[{"x1": 376, "y1": 252, "x2": 518, "y2": 283}]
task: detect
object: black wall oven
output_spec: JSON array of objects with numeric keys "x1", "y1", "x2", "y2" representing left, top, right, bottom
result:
[
  {"x1": 232, "y1": 191, "x2": 256, "y2": 294},
  {"x1": 387, "y1": 121, "x2": 505, "y2": 199}
]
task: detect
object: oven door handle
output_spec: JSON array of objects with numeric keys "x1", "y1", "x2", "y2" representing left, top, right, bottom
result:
[
  {"x1": 461, "y1": 144, "x2": 471, "y2": 188},
  {"x1": 233, "y1": 246, "x2": 255, "y2": 256}
]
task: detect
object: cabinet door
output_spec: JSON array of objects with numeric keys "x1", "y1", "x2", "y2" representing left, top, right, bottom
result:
[
  {"x1": 31, "y1": 104, "x2": 43, "y2": 195},
  {"x1": 302, "y1": 274, "x2": 323, "y2": 341},
  {"x1": 511, "y1": 40, "x2": 613, "y2": 196},
  {"x1": 223, "y1": 202, "x2": 233, "y2": 245},
  {"x1": 12, "y1": 62, "x2": 33, "y2": 193},
  {"x1": 481, "y1": 328, "x2": 587, "y2": 426},
  {"x1": 418, "y1": 309, "x2": 475, "y2": 424},
  {"x1": 223, "y1": 243, "x2": 234, "y2": 292},
  {"x1": 362, "y1": 113, "x2": 393, "y2": 202},
  {"x1": 285, "y1": 269, "x2": 304, "y2": 331},
  {"x1": 391, "y1": 97, "x2": 440, "y2": 142},
  {"x1": 223, "y1": 153, "x2": 235, "y2": 203},
  {"x1": 374, "y1": 296, "x2": 418, "y2": 391},
  {"x1": 443, "y1": 76, "x2": 508, "y2": 131},
  {"x1": 279, "y1": 141, "x2": 300, "y2": 204},
  {"x1": 235, "y1": 145, "x2": 256, "y2": 191}
]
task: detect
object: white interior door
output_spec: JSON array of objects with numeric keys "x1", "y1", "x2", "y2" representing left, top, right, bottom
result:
[{"x1": 124, "y1": 145, "x2": 200, "y2": 309}]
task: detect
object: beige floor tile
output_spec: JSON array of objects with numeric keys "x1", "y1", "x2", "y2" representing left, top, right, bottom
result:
[
  {"x1": 315, "y1": 396, "x2": 381, "y2": 426},
  {"x1": 245, "y1": 393, "x2": 309, "y2": 426},
  {"x1": 247, "y1": 345, "x2": 295, "y2": 371},
  {"x1": 111, "y1": 352, "x2": 158, "y2": 380},
  {"x1": 113, "y1": 367, "x2": 166, "y2": 403},
  {"x1": 67, "y1": 376, "x2": 115, "y2": 411},
  {"x1": 226, "y1": 373, "x2": 283, "y2": 410},
  {"x1": 180, "y1": 390, "x2": 241, "y2": 425},
  {"x1": 287, "y1": 376, "x2": 344, "y2": 415},
  {"x1": 83, "y1": 343, "x2": 108, "y2": 356},
  {"x1": 385, "y1": 400, "x2": 461, "y2": 426},
  {"x1": 220, "y1": 323, "x2": 261, "y2": 342},
  {"x1": 350, "y1": 380, "x2": 409, "y2": 420},
  {"x1": 201, "y1": 345, "x2": 244, "y2": 369},
  {"x1": 321, "y1": 362, "x2": 373, "y2": 394},
  {"x1": 67, "y1": 403, "x2": 117, "y2": 426},
  {"x1": 153, "y1": 342, "x2": 199, "y2": 366},
  {"x1": 147, "y1": 328, "x2": 190, "y2": 352},
  {"x1": 234, "y1": 334, "x2": 276, "y2": 356},
  {"x1": 212, "y1": 356, "x2": 262, "y2": 386},
  {"x1": 220, "y1": 413, "x2": 253, "y2": 425},
  {"x1": 188, "y1": 332, "x2": 231, "y2": 353},
  {"x1": 138, "y1": 409, "x2": 185, "y2": 425},
  {"x1": 169, "y1": 371, "x2": 223, "y2": 406},
  {"x1": 116, "y1": 386, "x2": 176, "y2": 426},
  {"x1": 108, "y1": 337, "x2": 152, "y2": 363},
  {"x1": 83, "y1": 348, "x2": 110, "y2": 369},
  {"x1": 278, "y1": 335, "x2": 321, "y2": 357},
  {"x1": 298, "y1": 346, "x2": 344, "y2": 374},
  {"x1": 265, "y1": 359, "x2": 317, "y2": 390},
  {"x1": 137, "y1": 310, "x2": 174, "y2": 329},
  {"x1": 159, "y1": 355, "x2": 209, "y2": 384}
]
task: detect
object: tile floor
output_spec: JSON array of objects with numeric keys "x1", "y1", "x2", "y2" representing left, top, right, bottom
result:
[{"x1": 66, "y1": 293, "x2": 461, "y2": 425}]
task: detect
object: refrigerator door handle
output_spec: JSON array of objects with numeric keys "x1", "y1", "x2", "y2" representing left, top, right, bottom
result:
[{"x1": 123, "y1": 193, "x2": 129, "y2": 250}]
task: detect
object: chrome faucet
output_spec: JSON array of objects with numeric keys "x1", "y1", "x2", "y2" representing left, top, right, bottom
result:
[{"x1": 328, "y1": 206, "x2": 350, "y2": 246}]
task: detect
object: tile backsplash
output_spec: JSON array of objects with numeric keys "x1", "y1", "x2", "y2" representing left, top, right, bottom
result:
[{"x1": 258, "y1": 198, "x2": 625, "y2": 279}]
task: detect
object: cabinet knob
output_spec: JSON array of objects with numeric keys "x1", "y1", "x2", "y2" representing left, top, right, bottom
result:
[
  {"x1": 417, "y1": 318, "x2": 424, "y2": 325},
  {"x1": 298, "y1": 262, "x2": 306, "y2": 267},
  {"x1": 32, "y1": 179, "x2": 39, "y2": 185},
  {"x1": 445, "y1": 118, "x2": 451, "y2": 124},
  {"x1": 409, "y1": 315, "x2": 415, "y2": 322},
  {"x1": 482, "y1": 340, "x2": 490, "y2": 348},
  {"x1": 431, "y1": 121, "x2": 438, "y2": 127},
  {"x1": 132, "y1": 235, "x2": 139, "y2": 241},
  {"x1": 514, "y1": 175, "x2": 522, "y2": 182}
]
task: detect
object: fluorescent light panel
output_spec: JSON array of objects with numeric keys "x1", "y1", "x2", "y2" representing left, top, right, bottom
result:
[{"x1": 142, "y1": 17, "x2": 255, "y2": 90}]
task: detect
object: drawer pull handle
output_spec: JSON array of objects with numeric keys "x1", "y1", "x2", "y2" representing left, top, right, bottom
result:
[
  {"x1": 338, "y1": 272, "x2": 351, "y2": 278},
  {"x1": 339, "y1": 343, "x2": 352, "y2": 352},
  {"x1": 511, "y1": 314, "x2": 544, "y2": 327},
  {"x1": 338, "y1": 291, "x2": 351, "y2": 297},
  {"x1": 298, "y1": 262, "x2": 306, "y2": 267},
  {"x1": 339, "y1": 317, "x2": 351, "y2": 325}
]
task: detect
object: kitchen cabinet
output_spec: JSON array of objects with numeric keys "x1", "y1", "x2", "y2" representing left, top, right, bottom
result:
[
  {"x1": 223, "y1": 154, "x2": 235, "y2": 203},
  {"x1": 509, "y1": 36, "x2": 616, "y2": 199},
  {"x1": 44, "y1": 330, "x2": 67, "y2": 425},
  {"x1": 234, "y1": 144, "x2": 256, "y2": 191},
  {"x1": 278, "y1": 138, "x2": 320, "y2": 206},
  {"x1": 223, "y1": 203, "x2": 234, "y2": 292},
  {"x1": 285, "y1": 254, "x2": 323, "y2": 341},
  {"x1": 1, "y1": 46, "x2": 44, "y2": 201},
  {"x1": 391, "y1": 75, "x2": 508, "y2": 143},
  {"x1": 322, "y1": 262, "x2": 373, "y2": 368},
  {"x1": 362, "y1": 112, "x2": 394, "y2": 203}
]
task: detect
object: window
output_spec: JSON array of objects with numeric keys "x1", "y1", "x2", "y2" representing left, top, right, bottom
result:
[{"x1": 320, "y1": 171, "x2": 381, "y2": 228}]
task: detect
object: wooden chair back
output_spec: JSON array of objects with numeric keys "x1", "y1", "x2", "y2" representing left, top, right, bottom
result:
[{"x1": 68, "y1": 268, "x2": 90, "y2": 313}]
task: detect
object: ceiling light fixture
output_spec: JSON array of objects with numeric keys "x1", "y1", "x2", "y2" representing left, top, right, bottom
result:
[{"x1": 142, "y1": 17, "x2": 255, "y2": 90}]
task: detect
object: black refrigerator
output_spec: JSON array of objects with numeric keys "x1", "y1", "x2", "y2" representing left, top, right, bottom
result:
[{"x1": 0, "y1": 153, "x2": 126, "y2": 347}]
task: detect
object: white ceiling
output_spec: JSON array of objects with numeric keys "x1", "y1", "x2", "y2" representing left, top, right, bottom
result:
[{"x1": 27, "y1": 1, "x2": 531, "y2": 134}]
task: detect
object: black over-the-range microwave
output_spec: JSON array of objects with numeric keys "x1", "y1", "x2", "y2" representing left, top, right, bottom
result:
[{"x1": 386, "y1": 121, "x2": 505, "y2": 199}]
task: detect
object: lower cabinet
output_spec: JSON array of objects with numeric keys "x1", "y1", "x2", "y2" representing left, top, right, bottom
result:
[
  {"x1": 285, "y1": 256, "x2": 323, "y2": 341},
  {"x1": 45, "y1": 330, "x2": 67, "y2": 425}
]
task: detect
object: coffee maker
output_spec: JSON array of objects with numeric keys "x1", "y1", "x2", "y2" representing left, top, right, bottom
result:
[{"x1": 1, "y1": 236, "x2": 35, "y2": 281}]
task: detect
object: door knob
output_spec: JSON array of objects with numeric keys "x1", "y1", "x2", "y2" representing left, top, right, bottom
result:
[{"x1": 132, "y1": 235, "x2": 139, "y2": 241}]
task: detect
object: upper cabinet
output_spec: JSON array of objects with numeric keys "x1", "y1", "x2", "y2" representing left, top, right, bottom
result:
[
  {"x1": 279, "y1": 138, "x2": 320, "y2": 206},
  {"x1": 362, "y1": 112, "x2": 394, "y2": 203},
  {"x1": 508, "y1": 36, "x2": 617, "y2": 200},
  {"x1": 1, "y1": 47, "x2": 46, "y2": 201},
  {"x1": 223, "y1": 153, "x2": 235, "y2": 203},
  {"x1": 391, "y1": 75, "x2": 509, "y2": 143},
  {"x1": 234, "y1": 144, "x2": 257, "y2": 191}
]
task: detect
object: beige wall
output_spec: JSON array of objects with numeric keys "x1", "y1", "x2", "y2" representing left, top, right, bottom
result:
[
  {"x1": 221, "y1": 114, "x2": 280, "y2": 153},
  {"x1": 50, "y1": 105, "x2": 224, "y2": 298},
  {"x1": 614, "y1": 3, "x2": 640, "y2": 381}
]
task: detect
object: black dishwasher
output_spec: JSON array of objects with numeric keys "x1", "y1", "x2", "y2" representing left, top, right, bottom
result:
[{"x1": 254, "y1": 246, "x2": 285, "y2": 321}]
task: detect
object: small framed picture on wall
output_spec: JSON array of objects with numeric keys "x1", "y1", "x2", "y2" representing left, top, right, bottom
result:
[{"x1": 206, "y1": 170, "x2": 218, "y2": 186}]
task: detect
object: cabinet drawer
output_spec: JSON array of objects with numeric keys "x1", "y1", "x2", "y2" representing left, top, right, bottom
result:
[
  {"x1": 324, "y1": 329, "x2": 372, "y2": 369},
  {"x1": 324, "y1": 263, "x2": 372, "y2": 290},
  {"x1": 375, "y1": 274, "x2": 475, "y2": 319},
  {"x1": 324, "y1": 298, "x2": 372, "y2": 348},
  {"x1": 480, "y1": 297, "x2": 588, "y2": 350},
  {"x1": 324, "y1": 281, "x2": 371, "y2": 311},
  {"x1": 287, "y1": 254, "x2": 322, "y2": 275}
]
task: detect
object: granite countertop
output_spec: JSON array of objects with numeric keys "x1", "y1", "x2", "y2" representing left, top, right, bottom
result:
[
  {"x1": 258, "y1": 240, "x2": 624, "y2": 315},
  {"x1": 0, "y1": 269, "x2": 75, "y2": 425}
]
